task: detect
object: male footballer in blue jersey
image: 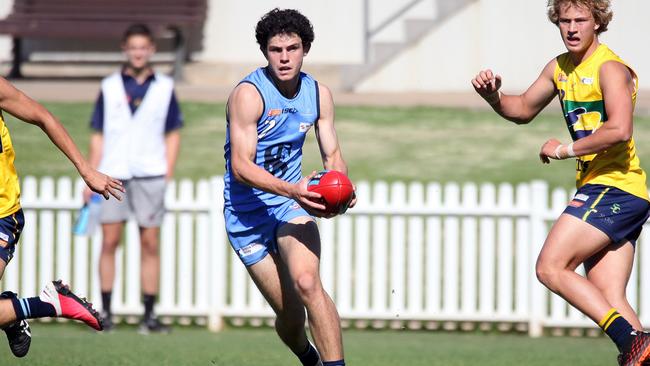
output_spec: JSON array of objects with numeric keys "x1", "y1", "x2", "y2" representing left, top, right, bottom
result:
[{"x1": 223, "y1": 8, "x2": 354, "y2": 366}]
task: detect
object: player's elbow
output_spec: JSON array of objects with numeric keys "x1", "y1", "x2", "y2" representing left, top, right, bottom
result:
[
  {"x1": 231, "y1": 165, "x2": 246, "y2": 184},
  {"x1": 606, "y1": 126, "x2": 633, "y2": 144},
  {"x1": 230, "y1": 160, "x2": 251, "y2": 185},
  {"x1": 617, "y1": 127, "x2": 633, "y2": 143},
  {"x1": 500, "y1": 108, "x2": 534, "y2": 124},
  {"x1": 504, "y1": 115, "x2": 533, "y2": 125},
  {"x1": 513, "y1": 109, "x2": 537, "y2": 124},
  {"x1": 511, "y1": 117, "x2": 533, "y2": 125}
]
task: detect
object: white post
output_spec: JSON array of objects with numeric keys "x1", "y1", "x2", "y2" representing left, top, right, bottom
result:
[
  {"x1": 56, "y1": 177, "x2": 73, "y2": 283},
  {"x1": 353, "y1": 181, "x2": 371, "y2": 314},
  {"x1": 528, "y1": 180, "x2": 548, "y2": 337},
  {"x1": 425, "y1": 183, "x2": 442, "y2": 314},
  {"x1": 496, "y1": 183, "x2": 514, "y2": 316},
  {"x1": 337, "y1": 215, "x2": 353, "y2": 315},
  {"x1": 38, "y1": 178, "x2": 55, "y2": 289},
  {"x1": 443, "y1": 183, "x2": 460, "y2": 315},
  {"x1": 21, "y1": 176, "x2": 38, "y2": 297},
  {"x1": 195, "y1": 179, "x2": 211, "y2": 312},
  {"x1": 208, "y1": 177, "x2": 226, "y2": 332},
  {"x1": 461, "y1": 183, "x2": 477, "y2": 315},
  {"x1": 479, "y1": 183, "x2": 496, "y2": 316},
  {"x1": 515, "y1": 183, "x2": 530, "y2": 317},
  {"x1": 389, "y1": 182, "x2": 406, "y2": 317},
  {"x1": 371, "y1": 181, "x2": 389, "y2": 315},
  {"x1": 406, "y1": 182, "x2": 424, "y2": 316},
  {"x1": 177, "y1": 180, "x2": 195, "y2": 310},
  {"x1": 160, "y1": 181, "x2": 177, "y2": 313}
]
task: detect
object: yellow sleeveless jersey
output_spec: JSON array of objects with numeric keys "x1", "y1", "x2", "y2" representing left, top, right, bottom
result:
[
  {"x1": 554, "y1": 44, "x2": 648, "y2": 201},
  {"x1": 0, "y1": 111, "x2": 21, "y2": 217}
]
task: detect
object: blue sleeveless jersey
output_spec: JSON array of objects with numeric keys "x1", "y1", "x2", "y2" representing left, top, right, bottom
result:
[{"x1": 223, "y1": 67, "x2": 320, "y2": 211}]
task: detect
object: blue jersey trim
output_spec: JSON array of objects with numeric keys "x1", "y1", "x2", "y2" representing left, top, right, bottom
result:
[
  {"x1": 262, "y1": 66, "x2": 303, "y2": 99},
  {"x1": 315, "y1": 80, "x2": 321, "y2": 122},
  {"x1": 237, "y1": 80, "x2": 265, "y2": 124}
]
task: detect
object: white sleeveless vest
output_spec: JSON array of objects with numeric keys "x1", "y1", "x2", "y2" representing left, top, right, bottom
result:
[{"x1": 98, "y1": 72, "x2": 174, "y2": 179}]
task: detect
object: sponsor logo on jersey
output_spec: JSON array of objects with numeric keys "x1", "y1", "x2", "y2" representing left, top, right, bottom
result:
[
  {"x1": 581, "y1": 77, "x2": 594, "y2": 85},
  {"x1": 569, "y1": 193, "x2": 589, "y2": 207},
  {"x1": 569, "y1": 200, "x2": 585, "y2": 208},
  {"x1": 575, "y1": 193, "x2": 589, "y2": 201},
  {"x1": 237, "y1": 243, "x2": 265, "y2": 257},
  {"x1": 558, "y1": 73, "x2": 568, "y2": 82},
  {"x1": 299, "y1": 122, "x2": 312, "y2": 133},
  {"x1": 268, "y1": 107, "x2": 299, "y2": 116}
]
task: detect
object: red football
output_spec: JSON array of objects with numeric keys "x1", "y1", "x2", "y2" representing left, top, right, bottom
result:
[{"x1": 307, "y1": 170, "x2": 355, "y2": 215}]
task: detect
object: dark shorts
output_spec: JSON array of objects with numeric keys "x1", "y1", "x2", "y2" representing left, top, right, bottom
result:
[
  {"x1": 224, "y1": 199, "x2": 310, "y2": 267},
  {"x1": 0, "y1": 209, "x2": 25, "y2": 264},
  {"x1": 564, "y1": 184, "x2": 650, "y2": 245}
]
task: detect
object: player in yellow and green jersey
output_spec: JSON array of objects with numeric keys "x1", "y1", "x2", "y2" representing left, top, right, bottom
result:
[
  {"x1": 472, "y1": 1, "x2": 650, "y2": 365},
  {"x1": 0, "y1": 77, "x2": 124, "y2": 358}
]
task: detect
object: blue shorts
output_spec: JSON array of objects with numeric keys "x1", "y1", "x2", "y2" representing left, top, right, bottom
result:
[
  {"x1": 564, "y1": 184, "x2": 650, "y2": 245},
  {"x1": 224, "y1": 199, "x2": 310, "y2": 266},
  {"x1": 0, "y1": 209, "x2": 25, "y2": 264}
]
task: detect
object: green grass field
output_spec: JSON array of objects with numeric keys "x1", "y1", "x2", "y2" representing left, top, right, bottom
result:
[
  {"x1": 0, "y1": 324, "x2": 618, "y2": 366},
  {"x1": 7, "y1": 102, "x2": 650, "y2": 188}
]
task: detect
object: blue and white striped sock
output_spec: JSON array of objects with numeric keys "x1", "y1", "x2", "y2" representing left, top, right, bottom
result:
[{"x1": 10, "y1": 296, "x2": 56, "y2": 320}]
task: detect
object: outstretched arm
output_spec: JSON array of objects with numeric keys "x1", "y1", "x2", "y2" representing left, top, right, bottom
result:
[
  {"x1": 471, "y1": 59, "x2": 558, "y2": 124},
  {"x1": 0, "y1": 77, "x2": 123, "y2": 200},
  {"x1": 228, "y1": 83, "x2": 326, "y2": 213}
]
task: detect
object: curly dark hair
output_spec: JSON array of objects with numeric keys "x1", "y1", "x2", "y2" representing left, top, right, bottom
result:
[
  {"x1": 547, "y1": 0, "x2": 612, "y2": 34},
  {"x1": 122, "y1": 23, "x2": 154, "y2": 43},
  {"x1": 255, "y1": 8, "x2": 315, "y2": 54}
]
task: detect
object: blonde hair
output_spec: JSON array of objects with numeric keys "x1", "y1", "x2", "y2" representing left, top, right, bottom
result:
[{"x1": 547, "y1": 0, "x2": 613, "y2": 34}]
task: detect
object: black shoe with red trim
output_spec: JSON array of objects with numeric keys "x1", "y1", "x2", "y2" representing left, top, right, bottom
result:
[{"x1": 618, "y1": 331, "x2": 650, "y2": 366}]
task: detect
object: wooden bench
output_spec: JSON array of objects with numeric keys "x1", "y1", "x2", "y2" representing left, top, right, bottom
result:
[{"x1": 0, "y1": 0, "x2": 207, "y2": 80}]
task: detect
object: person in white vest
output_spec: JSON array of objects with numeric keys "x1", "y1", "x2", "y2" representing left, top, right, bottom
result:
[{"x1": 85, "y1": 24, "x2": 183, "y2": 334}]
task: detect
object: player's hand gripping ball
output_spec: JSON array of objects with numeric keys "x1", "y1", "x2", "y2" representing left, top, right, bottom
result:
[{"x1": 307, "y1": 170, "x2": 355, "y2": 215}]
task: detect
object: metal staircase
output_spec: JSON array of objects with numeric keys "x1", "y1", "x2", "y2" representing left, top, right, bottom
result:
[{"x1": 341, "y1": 0, "x2": 477, "y2": 91}]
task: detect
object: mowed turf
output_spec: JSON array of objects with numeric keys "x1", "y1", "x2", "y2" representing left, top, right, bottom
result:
[
  {"x1": 0, "y1": 324, "x2": 616, "y2": 366},
  {"x1": 7, "y1": 102, "x2": 650, "y2": 188}
]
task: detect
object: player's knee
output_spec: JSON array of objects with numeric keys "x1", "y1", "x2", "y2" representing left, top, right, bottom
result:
[
  {"x1": 101, "y1": 239, "x2": 120, "y2": 253},
  {"x1": 294, "y1": 272, "x2": 321, "y2": 300},
  {"x1": 140, "y1": 242, "x2": 159, "y2": 257},
  {"x1": 535, "y1": 261, "x2": 559, "y2": 289},
  {"x1": 600, "y1": 287, "x2": 627, "y2": 303}
]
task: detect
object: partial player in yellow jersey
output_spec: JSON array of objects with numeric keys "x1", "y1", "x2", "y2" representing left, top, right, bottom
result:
[
  {"x1": 472, "y1": 1, "x2": 650, "y2": 365},
  {"x1": 0, "y1": 77, "x2": 124, "y2": 358}
]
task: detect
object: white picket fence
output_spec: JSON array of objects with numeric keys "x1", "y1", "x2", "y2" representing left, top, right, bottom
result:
[{"x1": 3, "y1": 176, "x2": 650, "y2": 336}]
